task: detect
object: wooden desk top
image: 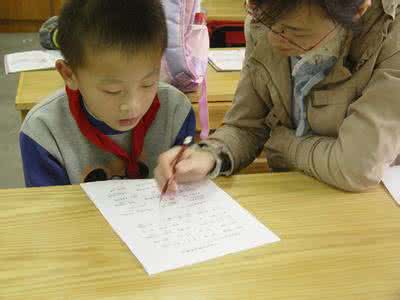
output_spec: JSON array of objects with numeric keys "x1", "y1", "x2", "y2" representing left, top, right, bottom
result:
[
  {"x1": 202, "y1": 0, "x2": 246, "y2": 21},
  {"x1": 1, "y1": 172, "x2": 399, "y2": 299}
]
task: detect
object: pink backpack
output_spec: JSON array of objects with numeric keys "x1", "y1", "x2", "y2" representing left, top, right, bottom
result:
[{"x1": 160, "y1": 0, "x2": 210, "y2": 139}]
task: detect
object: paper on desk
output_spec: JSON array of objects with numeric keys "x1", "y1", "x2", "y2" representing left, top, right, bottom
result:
[
  {"x1": 81, "y1": 179, "x2": 280, "y2": 275},
  {"x1": 4, "y1": 50, "x2": 63, "y2": 74},
  {"x1": 208, "y1": 49, "x2": 245, "y2": 71},
  {"x1": 382, "y1": 166, "x2": 400, "y2": 205}
]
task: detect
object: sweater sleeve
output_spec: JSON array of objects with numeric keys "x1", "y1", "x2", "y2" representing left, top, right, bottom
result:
[
  {"x1": 173, "y1": 108, "x2": 196, "y2": 146},
  {"x1": 20, "y1": 132, "x2": 70, "y2": 187}
]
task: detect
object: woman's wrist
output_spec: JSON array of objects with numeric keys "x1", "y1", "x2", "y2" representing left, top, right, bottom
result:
[
  {"x1": 196, "y1": 143, "x2": 232, "y2": 178},
  {"x1": 197, "y1": 144, "x2": 222, "y2": 179}
]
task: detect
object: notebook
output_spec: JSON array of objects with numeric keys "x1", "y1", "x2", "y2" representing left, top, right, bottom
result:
[
  {"x1": 382, "y1": 166, "x2": 400, "y2": 206},
  {"x1": 208, "y1": 48, "x2": 245, "y2": 72},
  {"x1": 4, "y1": 50, "x2": 63, "y2": 74}
]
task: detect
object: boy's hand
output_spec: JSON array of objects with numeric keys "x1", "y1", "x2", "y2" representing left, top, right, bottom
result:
[{"x1": 154, "y1": 146, "x2": 216, "y2": 193}]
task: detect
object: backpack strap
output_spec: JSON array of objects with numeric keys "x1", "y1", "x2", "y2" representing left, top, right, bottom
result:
[{"x1": 198, "y1": 76, "x2": 209, "y2": 139}]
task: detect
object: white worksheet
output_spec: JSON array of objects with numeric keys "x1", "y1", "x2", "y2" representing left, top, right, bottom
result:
[
  {"x1": 81, "y1": 179, "x2": 280, "y2": 275},
  {"x1": 4, "y1": 50, "x2": 63, "y2": 74},
  {"x1": 382, "y1": 166, "x2": 400, "y2": 206}
]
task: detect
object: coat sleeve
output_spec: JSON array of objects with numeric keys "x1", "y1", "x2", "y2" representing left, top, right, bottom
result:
[{"x1": 202, "y1": 17, "x2": 271, "y2": 173}]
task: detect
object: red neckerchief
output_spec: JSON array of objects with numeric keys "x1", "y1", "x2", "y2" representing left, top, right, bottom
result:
[{"x1": 66, "y1": 86, "x2": 160, "y2": 179}]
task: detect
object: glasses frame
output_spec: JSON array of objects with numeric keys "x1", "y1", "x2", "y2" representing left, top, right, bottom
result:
[{"x1": 243, "y1": 1, "x2": 338, "y2": 52}]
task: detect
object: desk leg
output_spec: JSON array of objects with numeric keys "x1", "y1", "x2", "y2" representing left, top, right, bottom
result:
[{"x1": 20, "y1": 110, "x2": 28, "y2": 123}]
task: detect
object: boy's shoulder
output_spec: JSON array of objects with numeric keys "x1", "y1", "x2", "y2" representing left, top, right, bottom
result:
[
  {"x1": 152, "y1": 82, "x2": 194, "y2": 139},
  {"x1": 157, "y1": 82, "x2": 192, "y2": 110},
  {"x1": 20, "y1": 88, "x2": 73, "y2": 139},
  {"x1": 156, "y1": 82, "x2": 193, "y2": 126}
]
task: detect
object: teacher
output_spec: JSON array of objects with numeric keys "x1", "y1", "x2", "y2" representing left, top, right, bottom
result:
[{"x1": 155, "y1": 0, "x2": 400, "y2": 192}]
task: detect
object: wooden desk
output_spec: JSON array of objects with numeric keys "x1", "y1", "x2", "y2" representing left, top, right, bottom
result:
[
  {"x1": 202, "y1": 0, "x2": 246, "y2": 21},
  {"x1": 1, "y1": 172, "x2": 399, "y2": 299},
  {"x1": 15, "y1": 65, "x2": 240, "y2": 130}
]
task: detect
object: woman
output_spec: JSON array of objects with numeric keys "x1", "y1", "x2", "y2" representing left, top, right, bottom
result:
[{"x1": 156, "y1": 0, "x2": 400, "y2": 192}]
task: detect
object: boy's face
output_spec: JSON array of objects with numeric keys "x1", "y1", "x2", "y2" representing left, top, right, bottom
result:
[{"x1": 57, "y1": 47, "x2": 161, "y2": 131}]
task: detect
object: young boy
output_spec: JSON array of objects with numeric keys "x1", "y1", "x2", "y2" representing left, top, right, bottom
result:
[{"x1": 20, "y1": 0, "x2": 196, "y2": 187}]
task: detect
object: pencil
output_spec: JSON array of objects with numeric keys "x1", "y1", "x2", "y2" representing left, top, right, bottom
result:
[{"x1": 160, "y1": 136, "x2": 193, "y2": 200}]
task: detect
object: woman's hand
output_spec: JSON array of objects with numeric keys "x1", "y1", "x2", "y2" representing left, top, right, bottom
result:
[{"x1": 154, "y1": 146, "x2": 216, "y2": 194}]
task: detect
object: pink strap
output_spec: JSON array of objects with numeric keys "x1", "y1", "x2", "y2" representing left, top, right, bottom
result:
[{"x1": 198, "y1": 77, "x2": 209, "y2": 139}]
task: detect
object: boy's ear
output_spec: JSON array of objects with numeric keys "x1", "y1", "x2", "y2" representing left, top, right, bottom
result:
[{"x1": 55, "y1": 59, "x2": 79, "y2": 90}]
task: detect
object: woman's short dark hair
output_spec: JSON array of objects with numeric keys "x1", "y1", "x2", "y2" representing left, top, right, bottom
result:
[
  {"x1": 57, "y1": 0, "x2": 168, "y2": 68},
  {"x1": 250, "y1": 0, "x2": 366, "y2": 29}
]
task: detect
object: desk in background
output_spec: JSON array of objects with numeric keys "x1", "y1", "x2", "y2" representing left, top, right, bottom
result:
[
  {"x1": 15, "y1": 64, "x2": 240, "y2": 131},
  {"x1": 1, "y1": 172, "x2": 399, "y2": 299},
  {"x1": 202, "y1": 0, "x2": 247, "y2": 47},
  {"x1": 202, "y1": 0, "x2": 246, "y2": 21}
]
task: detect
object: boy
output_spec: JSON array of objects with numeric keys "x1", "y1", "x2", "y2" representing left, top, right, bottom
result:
[{"x1": 20, "y1": 0, "x2": 196, "y2": 187}]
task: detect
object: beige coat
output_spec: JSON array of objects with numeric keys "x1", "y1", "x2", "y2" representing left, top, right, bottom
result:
[{"x1": 206, "y1": 0, "x2": 400, "y2": 191}]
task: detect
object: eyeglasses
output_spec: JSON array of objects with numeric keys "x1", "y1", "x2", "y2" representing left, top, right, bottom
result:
[{"x1": 243, "y1": 1, "x2": 338, "y2": 52}]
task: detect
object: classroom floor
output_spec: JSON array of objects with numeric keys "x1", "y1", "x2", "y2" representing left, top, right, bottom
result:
[{"x1": 0, "y1": 33, "x2": 39, "y2": 188}]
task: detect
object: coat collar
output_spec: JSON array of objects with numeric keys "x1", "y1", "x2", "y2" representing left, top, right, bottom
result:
[{"x1": 382, "y1": 0, "x2": 400, "y2": 18}]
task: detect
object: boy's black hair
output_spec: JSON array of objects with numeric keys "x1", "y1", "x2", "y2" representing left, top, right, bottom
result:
[
  {"x1": 57, "y1": 0, "x2": 168, "y2": 68},
  {"x1": 250, "y1": 0, "x2": 366, "y2": 29}
]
